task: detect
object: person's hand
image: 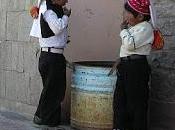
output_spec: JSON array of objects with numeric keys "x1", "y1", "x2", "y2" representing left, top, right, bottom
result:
[
  {"x1": 120, "y1": 20, "x2": 128, "y2": 30},
  {"x1": 63, "y1": 7, "x2": 71, "y2": 17},
  {"x1": 30, "y1": 6, "x2": 39, "y2": 19}
]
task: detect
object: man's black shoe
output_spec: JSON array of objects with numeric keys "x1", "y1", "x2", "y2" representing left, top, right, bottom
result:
[
  {"x1": 33, "y1": 116, "x2": 65, "y2": 130},
  {"x1": 33, "y1": 116, "x2": 43, "y2": 125}
]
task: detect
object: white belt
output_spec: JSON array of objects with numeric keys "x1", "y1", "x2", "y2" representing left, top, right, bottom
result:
[{"x1": 41, "y1": 47, "x2": 64, "y2": 54}]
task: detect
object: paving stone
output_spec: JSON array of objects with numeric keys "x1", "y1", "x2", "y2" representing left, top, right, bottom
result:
[{"x1": 0, "y1": 111, "x2": 72, "y2": 130}]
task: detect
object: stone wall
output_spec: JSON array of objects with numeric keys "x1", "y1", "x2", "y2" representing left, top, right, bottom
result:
[
  {"x1": 149, "y1": 0, "x2": 175, "y2": 130},
  {"x1": 0, "y1": 0, "x2": 41, "y2": 117}
]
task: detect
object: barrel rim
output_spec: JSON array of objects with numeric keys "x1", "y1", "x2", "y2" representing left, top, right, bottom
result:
[{"x1": 73, "y1": 61, "x2": 115, "y2": 68}]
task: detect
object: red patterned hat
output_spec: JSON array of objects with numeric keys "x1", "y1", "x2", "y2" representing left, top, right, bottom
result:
[{"x1": 127, "y1": 0, "x2": 150, "y2": 15}]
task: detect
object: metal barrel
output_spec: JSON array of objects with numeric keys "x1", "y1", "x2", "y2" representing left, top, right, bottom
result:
[{"x1": 71, "y1": 61, "x2": 117, "y2": 130}]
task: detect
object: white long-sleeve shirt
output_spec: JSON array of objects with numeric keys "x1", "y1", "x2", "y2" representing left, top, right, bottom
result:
[
  {"x1": 119, "y1": 21, "x2": 154, "y2": 57},
  {"x1": 39, "y1": 10, "x2": 69, "y2": 48},
  {"x1": 30, "y1": 1, "x2": 69, "y2": 48}
]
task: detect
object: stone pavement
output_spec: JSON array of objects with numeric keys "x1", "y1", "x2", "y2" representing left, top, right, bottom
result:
[{"x1": 0, "y1": 111, "x2": 71, "y2": 130}]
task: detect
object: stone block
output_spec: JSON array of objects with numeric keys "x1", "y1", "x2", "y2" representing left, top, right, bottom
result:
[
  {"x1": 1, "y1": 41, "x2": 24, "y2": 73},
  {"x1": 4, "y1": 0, "x2": 38, "y2": 11},
  {"x1": 0, "y1": 69, "x2": 6, "y2": 98},
  {"x1": 162, "y1": 36, "x2": 175, "y2": 50},
  {"x1": 28, "y1": 75, "x2": 42, "y2": 105},
  {"x1": 149, "y1": 100, "x2": 175, "y2": 130},
  {"x1": 149, "y1": 51, "x2": 175, "y2": 69},
  {"x1": 25, "y1": 0, "x2": 38, "y2": 11},
  {"x1": 23, "y1": 42, "x2": 40, "y2": 76},
  {"x1": 0, "y1": 42, "x2": 42, "y2": 105},
  {"x1": 6, "y1": 0, "x2": 26, "y2": 11},
  {"x1": 0, "y1": 98, "x2": 36, "y2": 118},
  {"x1": 7, "y1": 11, "x2": 33, "y2": 42},
  {"x1": 18, "y1": 11, "x2": 34, "y2": 42},
  {"x1": 151, "y1": 0, "x2": 175, "y2": 36},
  {"x1": 154, "y1": 0, "x2": 175, "y2": 18},
  {"x1": 0, "y1": 0, "x2": 7, "y2": 11},
  {"x1": 0, "y1": 11, "x2": 6, "y2": 40},
  {"x1": 157, "y1": 17, "x2": 175, "y2": 36},
  {"x1": 150, "y1": 68, "x2": 175, "y2": 102},
  {"x1": 6, "y1": 12, "x2": 20, "y2": 41},
  {"x1": 4, "y1": 71, "x2": 30, "y2": 103}
]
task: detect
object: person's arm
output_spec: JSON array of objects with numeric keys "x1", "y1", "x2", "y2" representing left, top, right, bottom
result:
[
  {"x1": 30, "y1": 0, "x2": 44, "y2": 18},
  {"x1": 120, "y1": 25, "x2": 154, "y2": 51},
  {"x1": 30, "y1": 6, "x2": 39, "y2": 18},
  {"x1": 44, "y1": 10, "x2": 69, "y2": 35}
]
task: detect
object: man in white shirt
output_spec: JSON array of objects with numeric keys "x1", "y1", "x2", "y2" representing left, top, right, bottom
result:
[{"x1": 30, "y1": 0, "x2": 71, "y2": 129}]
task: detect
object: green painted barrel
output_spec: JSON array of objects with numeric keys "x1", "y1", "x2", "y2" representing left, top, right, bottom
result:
[{"x1": 71, "y1": 61, "x2": 117, "y2": 130}]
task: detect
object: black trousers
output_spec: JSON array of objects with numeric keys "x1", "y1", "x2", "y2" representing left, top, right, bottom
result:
[
  {"x1": 35, "y1": 51, "x2": 66, "y2": 126},
  {"x1": 113, "y1": 58, "x2": 151, "y2": 130}
]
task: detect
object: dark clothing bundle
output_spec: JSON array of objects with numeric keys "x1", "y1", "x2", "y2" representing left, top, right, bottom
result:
[{"x1": 113, "y1": 55, "x2": 151, "y2": 130}]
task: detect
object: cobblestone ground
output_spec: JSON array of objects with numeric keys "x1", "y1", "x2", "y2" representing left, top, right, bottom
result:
[{"x1": 0, "y1": 111, "x2": 71, "y2": 130}]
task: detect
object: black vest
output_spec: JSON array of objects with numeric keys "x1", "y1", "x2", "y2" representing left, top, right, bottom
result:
[{"x1": 40, "y1": 0, "x2": 64, "y2": 38}]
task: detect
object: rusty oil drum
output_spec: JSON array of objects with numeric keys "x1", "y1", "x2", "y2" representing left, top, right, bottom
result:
[{"x1": 71, "y1": 61, "x2": 117, "y2": 130}]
